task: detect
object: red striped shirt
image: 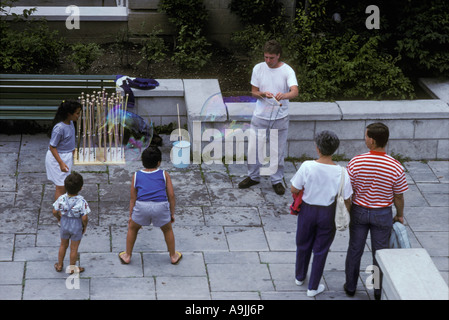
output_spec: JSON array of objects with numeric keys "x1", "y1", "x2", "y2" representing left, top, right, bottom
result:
[{"x1": 347, "y1": 151, "x2": 408, "y2": 208}]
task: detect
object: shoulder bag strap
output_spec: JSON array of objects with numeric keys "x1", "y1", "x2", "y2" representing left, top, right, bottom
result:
[{"x1": 338, "y1": 166, "x2": 345, "y2": 197}]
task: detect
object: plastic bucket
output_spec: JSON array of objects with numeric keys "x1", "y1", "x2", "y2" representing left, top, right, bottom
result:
[{"x1": 171, "y1": 140, "x2": 190, "y2": 168}]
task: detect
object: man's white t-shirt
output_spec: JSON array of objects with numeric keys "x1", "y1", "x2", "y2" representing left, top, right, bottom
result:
[
  {"x1": 250, "y1": 62, "x2": 298, "y2": 120},
  {"x1": 290, "y1": 161, "x2": 353, "y2": 207}
]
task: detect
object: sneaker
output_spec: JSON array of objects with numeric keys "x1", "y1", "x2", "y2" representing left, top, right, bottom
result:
[
  {"x1": 238, "y1": 177, "x2": 259, "y2": 189},
  {"x1": 307, "y1": 284, "x2": 325, "y2": 297},
  {"x1": 295, "y1": 279, "x2": 304, "y2": 286},
  {"x1": 272, "y1": 182, "x2": 285, "y2": 195}
]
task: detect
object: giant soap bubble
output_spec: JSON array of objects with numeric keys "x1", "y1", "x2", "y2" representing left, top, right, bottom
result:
[
  {"x1": 199, "y1": 92, "x2": 255, "y2": 140},
  {"x1": 105, "y1": 105, "x2": 153, "y2": 161}
]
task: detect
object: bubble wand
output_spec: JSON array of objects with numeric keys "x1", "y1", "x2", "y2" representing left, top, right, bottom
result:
[
  {"x1": 82, "y1": 94, "x2": 87, "y2": 162},
  {"x1": 120, "y1": 93, "x2": 128, "y2": 162},
  {"x1": 177, "y1": 103, "x2": 182, "y2": 142},
  {"x1": 77, "y1": 94, "x2": 82, "y2": 161}
]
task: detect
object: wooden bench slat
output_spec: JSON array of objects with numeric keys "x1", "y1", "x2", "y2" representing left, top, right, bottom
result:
[
  {"x1": 0, "y1": 99, "x2": 64, "y2": 106},
  {"x1": 0, "y1": 74, "x2": 118, "y2": 120},
  {"x1": 0, "y1": 74, "x2": 116, "y2": 80},
  {"x1": 1, "y1": 93, "x2": 84, "y2": 100},
  {"x1": 1, "y1": 80, "x2": 86, "y2": 85}
]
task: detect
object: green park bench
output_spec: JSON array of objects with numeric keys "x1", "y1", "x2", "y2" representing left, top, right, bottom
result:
[{"x1": 0, "y1": 74, "x2": 117, "y2": 120}]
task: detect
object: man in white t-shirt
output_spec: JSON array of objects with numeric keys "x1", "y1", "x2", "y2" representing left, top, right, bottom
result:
[{"x1": 238, "y1": 40, "x2": 298, "y2": 195}]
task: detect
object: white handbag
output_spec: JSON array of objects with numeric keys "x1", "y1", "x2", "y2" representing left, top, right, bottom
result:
[{"x1": 335, "y1": 166, "x2": 350, "y2": 231}]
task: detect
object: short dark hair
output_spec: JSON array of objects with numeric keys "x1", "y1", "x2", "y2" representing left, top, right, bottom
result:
[
  {"x1": 366, "y1": 122, "x2": 389, "y2": 148},
  {"x1": 64, "y1": 172, "x2": 83, "y2": 195},
  {"x1": 263, "y1": 39, "x2": 282, "y2": 56},
  {"x1": 315, "y1": 130, "x2": 340, "y2": 156},
  {"x1": 141, "y1": 146, "x2": 162, "y2": 169}
]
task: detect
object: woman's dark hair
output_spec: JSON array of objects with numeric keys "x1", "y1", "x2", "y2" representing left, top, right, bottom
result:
[
  {"x1": 47, "y1": 100, "x2": 82, "y2": 137},
  {"x1": 366, "y1": 122, "x2": 389, "y2": 148},
  {"x1": 64, "y1": 171, "x2": 84, "y2": 195},
  {"x1": 141, "y1": 146, "x2": 162, "y2": 169},
  {"x1": 315, "y1": 130, "x2": 340, "y2": 156}
]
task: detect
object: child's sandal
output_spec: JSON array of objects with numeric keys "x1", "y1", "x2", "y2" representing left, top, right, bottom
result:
[
  {"x1": 66, "y1": 265, "x2": 85, "y2": 274},
  {"x1": 54, "y1": 263, "x2": 63, "y2": 272}
]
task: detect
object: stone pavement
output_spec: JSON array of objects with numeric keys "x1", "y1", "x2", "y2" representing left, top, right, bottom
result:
[{"x1": 0, "y1": 133, "x2": 448, "y2": 301}]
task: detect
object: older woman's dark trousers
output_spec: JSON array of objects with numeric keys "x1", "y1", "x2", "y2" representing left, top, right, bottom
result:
[{"x1": 296, "y1": 202, "x2": 336, "y2": 290}]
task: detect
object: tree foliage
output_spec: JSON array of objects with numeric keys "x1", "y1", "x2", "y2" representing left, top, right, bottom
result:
[{"x1": 230, "y1": 0, "x2": 446, "y2": 101}]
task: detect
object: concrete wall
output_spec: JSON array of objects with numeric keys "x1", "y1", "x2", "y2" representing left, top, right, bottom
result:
[
  {"x1": 131, "y1": 79, "x2": 187, "y2": 128},
  {"x1": 132, "y1": 79, "x2": 449, "y2": 161},
  {"x1": 5, "y1": 0, "x2": 297, "y2": 45}
]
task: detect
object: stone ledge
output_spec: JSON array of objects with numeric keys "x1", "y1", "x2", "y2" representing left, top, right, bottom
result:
[
  {"x1": 3, "y1": 6, "x2": 128, "y2": 21},
  {"x1": 419, "y1": 78, "x2": 449, "y2": 104},
  {"x1": 290, "y1": 102, "x2": 342, "y2": 121},
  {"x1": 122, "y1": 79, "x2": 184, "y2": 97},
  {"x1": 208, "y1": 100, "x2": 449, "y2": 122},
  {"x1": 337, "y1": 100, "x2": 449, "y2": 120},
  {"x1": 184, "y1": 79, "x2": 227, "y2": 122},
  {"x1": 376, "y1": 248, "x2": 449, "y2": 300},
  {"x1": 226, "y1": 102, "x2": 342, "y2": 122}
]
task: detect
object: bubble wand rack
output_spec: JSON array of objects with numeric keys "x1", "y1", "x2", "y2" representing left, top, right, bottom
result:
[{"x1": 74, "y1": 90, "x2": 128, "y2": 165}]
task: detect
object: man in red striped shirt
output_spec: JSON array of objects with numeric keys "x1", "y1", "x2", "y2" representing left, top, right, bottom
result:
[{"x1": 344, "y1": 122, "x2": 408, "y2": 299}]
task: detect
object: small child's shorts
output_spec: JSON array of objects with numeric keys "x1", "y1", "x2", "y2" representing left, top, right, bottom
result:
[
  {"x1": 60, "y1": 216, "x2": 83, "y2": 241},
  {"x1": 132, "y1": 200, "x2": 171, "y2": 227}
]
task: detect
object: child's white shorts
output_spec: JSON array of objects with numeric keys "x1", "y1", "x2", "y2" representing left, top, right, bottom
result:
[
  {"x1": 45, "y1": 150, "x2": 73, "y2": 186},
  {"x1": 132, "y1": 200, "x2": 171, "y2": 227}
]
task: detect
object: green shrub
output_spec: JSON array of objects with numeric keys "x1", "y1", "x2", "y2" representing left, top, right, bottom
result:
[
  {"x1": 137, "y1": 26, "x2": 168, "y2": 69},
  {"x1": 395, "y1": 0, "x2": 449, "y2": 75},
  {"x1": 228, "y1": 0, "x2": 283, "y2": 27},
  {"x1": 1, "y1": 22, "x2": 63, "y2": 72},
  {"x1": 172, "y1": 26, "x2": 211, "y2": 70},
  {"x1": 0, "y1": 1, "x2": 64, "y2": 73},
  {"x1": 297, "y1": 34, "x2": 416, "y2": 101},
  {"x1": 69, "y1": 43, "x2": 103, "y2": 74},
  {"x1": 158, "y1": 0, "x2": 211, "y2": 71},
  {"x1": 158, "y1": 0, "x2": 208, "y2": 31},
  {"x1": 231, "y1": 3, "x2": 417, "y2": 101}
]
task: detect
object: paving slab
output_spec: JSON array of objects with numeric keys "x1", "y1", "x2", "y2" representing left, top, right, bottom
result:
[
  {"x1": 203, "y1": 206, "x2": 261, "y2": 226},
  {"x1": 80, "y1": 252, "x2": 144, "y2": 278},
  {"x1": 0, "y1": 262, "x2": 25, "y2": 285},
  {"x1": 405, "y1": 207, "x2": 449, "y2": 232},
  {"x1": 0, "y1": 174, "x2": 16, "y2": 192},
  {"x1": 225, "y1": 226, "x2": 269, "y2": 251},
  {"x1": 1, "y1": 207, "x2": 38, "y2": 233},
  {"x1": 0, "y1": 153, "x2": 18, "y2": 174},
  {"x1": 1, "y1": 132, "x2": 448, "y2": 301},
  {"x1": 90, "y1": 277, "x2": 156, "y2": 300},
  {"x1": 155, "y1": 276, "x2": 211, "y2": 300},
  {"x1": 208, "y1": 185, "x2": 265, "y2": 207},
  {"x1": 0, "y1": 285, "x2": 22, "y2": 300},
  {"x1": 265, "y1": 231, "x2": 296, "y2": 251},
  {"x1": 0, "y1": 234, "x2": 14, "y2": 261},
  {"x1": 405, "y1": 161, "x2": 440, "y2": 183},
  {"x1": 207, "y1": 263, "x2": 274, "y2": 292},
  {"x1": 143, "y1": 252, "x2": 206, "y2": 277},
  {"x1": 428, "y1": 161, "x2": 449, "y2": 182},
  {"x1": 23, "y1": 278, "x2": 90, "y2": 300}
]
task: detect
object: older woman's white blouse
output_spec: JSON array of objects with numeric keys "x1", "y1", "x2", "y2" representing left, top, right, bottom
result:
[{"x1": 290, "y1": 160, "x2": 353, "y2": 207}]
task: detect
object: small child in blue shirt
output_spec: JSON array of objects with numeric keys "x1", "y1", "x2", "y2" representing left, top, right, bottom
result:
[
  {"x1": 53, "y1": 172, "x2": 90, "y2": 273},
  {"x1": 119, "y1": 146, "x2": 182, "y2": 265}
]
